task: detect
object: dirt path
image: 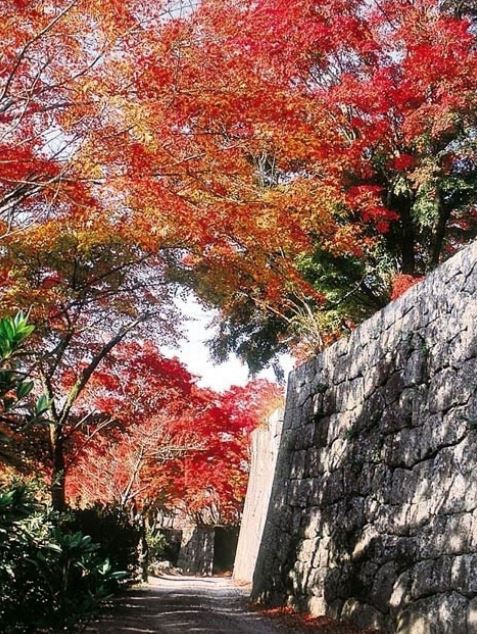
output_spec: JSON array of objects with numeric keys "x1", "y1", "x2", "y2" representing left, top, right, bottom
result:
[{"x1": 88, "y1": 575, "x2": 289, "y2": 634}]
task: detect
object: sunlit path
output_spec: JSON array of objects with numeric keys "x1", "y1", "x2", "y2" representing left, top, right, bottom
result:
[{"x1": 89, "y1": 575, "x2": 287, "y2": 634}]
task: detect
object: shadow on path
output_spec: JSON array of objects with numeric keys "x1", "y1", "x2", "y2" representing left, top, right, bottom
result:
[{"x1": 88, "y1": 575, "x2": 288, "y2": 634}]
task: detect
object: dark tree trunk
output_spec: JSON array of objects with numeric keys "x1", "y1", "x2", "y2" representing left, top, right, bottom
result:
[
  {"x1": 399, "y1": 200, "x2": 416, "y2": 274},
  {"x1": 430, "y1": 201, "x2": 452, "y2": 269},
  {"x1": 139, "y1": 515, "x2": 149, "y2": 582},
  {"x1": 386, "y1": 189, "x2": 417, "y2": 274},
  {"x1": 130, "y1": 503, "x2": 149, "y2": 582},
  {"x1": 50, "y1": 424, "x2": 66, "y2": 511}
]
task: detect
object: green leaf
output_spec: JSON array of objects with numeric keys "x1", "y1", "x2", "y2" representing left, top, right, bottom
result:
[
  {"x1": 35, "y1": 394, "x2": 51, "y2": 416},
  {"x1": 44, "y1": 542, "x2": 63, "y2": 554},
  {"x1": 17, "y1": 324, "x2": 35, "y2": 339},
  {"x1": 3, "y1": 318, "x2": 15, "y2": 342},
  {"x1": 17, "y1": 381, "x2": 34, "y2": 399}
]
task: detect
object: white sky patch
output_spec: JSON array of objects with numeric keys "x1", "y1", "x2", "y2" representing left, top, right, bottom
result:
[{"x1": 161, "y1": 294, "x2": 294, "y2": 391}]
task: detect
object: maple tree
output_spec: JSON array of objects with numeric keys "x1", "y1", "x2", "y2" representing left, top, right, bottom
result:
[
  {"x1": 65, "y1": 342, "x2": 282, "y2": 524},
  {"x1": 0, "y1": 1, "x2": 192, "y2": 233},
  {"x1": 144, "y1": 0, "x2": 477, "y2": 364},
  {"x1": 65, "y1": 342, "x2": 207, "y2": 510},
  {"x1": 163, "y1": 381, "x2": 283, "y2": 524},
  {"x1": 0, "y1": 214, "x2": 184, "y2": 508},
  {"x1": 0, "y1": 1, "x2": 199, "y2": 507},
  {"x1": 1, "y1": 0, "x2": 477, "y2": 508}
]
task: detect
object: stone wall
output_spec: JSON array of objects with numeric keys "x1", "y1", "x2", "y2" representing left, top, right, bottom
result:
[
  {"x1": 177, "y1": 526, "x2": 215, "y2": 575},
  {"x1": 252, "y1": 242, "x2": 477, "y2": 633},
  {"x1": 233, "y1": 409, "x2": 283, "y2": 583}
]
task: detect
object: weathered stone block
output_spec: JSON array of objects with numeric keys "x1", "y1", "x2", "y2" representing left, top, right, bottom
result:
[
  {"x1": 305, "y1": 447, "x2": 327, "y2": 478},
  {"x1": 370, "y1": 561, "x2": 400, "y2": 607},
  {"x1": 450, "y1": 554, "x2": 477, "y2": 595},
  {"x1": 402, "y1": 350, "x2": 427, "y2": 387},
  {"x1": 429, "y1": 363, "x2": 475, "y2": 413},
  {"x1": 290, "y1": 450, "x2": 307, "y2": 479},
  {"x1": 410, "y1": 557, "x2": 453, "y2": 599},
  {"x1": 251, "y1": 241, "x2": 477, "y2": 634},
  {"x1": 341, "y1": 599, "x2": 385, "y2": 630},
  {"x1": 384, "y1": 372, "x2": 406, "y2": 405},
  {"x1": 449, "y1": 324, "x2": 477, "y2": 366},
  {"x1": 300, "y1": 424, "x2": 316, "y2": 449},
  {"x1": 467, "y1": 597, "x2": 477, "y2": 632},
  {"x1": 395, "y1": 593, "x2": 468, "y2": 634},
  {"x1": 313, "y1": 415, "x2": 330, "y2": 445}
]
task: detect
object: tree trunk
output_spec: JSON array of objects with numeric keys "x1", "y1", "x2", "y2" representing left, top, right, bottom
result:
[
  {"x1": 138, "y1": 515, "x2": 149, "y2": 582},
  {"x1": 50, "y1": 424, "x2": 66, "y2": 511},
  {"x1": 387, "y1": 192, "x2": 417, "y2": 275},
  {"x1": 430, "y1": 200, "x2": 451, "y2": 269},
  {"x1": 130, "y1": 503, "x2": 149, "y2": 582},
  {"x1": 399, "y1": 200, "x2": 416, "y2": 274}
]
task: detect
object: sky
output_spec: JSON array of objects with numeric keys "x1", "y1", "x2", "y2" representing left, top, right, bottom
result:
[{"x1": 161, "y1": 294, "x2": 294, "y2": 391}]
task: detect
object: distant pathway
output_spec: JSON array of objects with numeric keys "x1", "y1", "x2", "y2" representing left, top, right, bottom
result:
[{"x1": 89, "y1": 575, "x2": 289, "y2": 634}]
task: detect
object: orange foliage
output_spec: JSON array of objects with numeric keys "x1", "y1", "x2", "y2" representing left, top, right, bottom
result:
[
  {"x1": 391, "y1": 274, "x2": 424, "y2": 301},
  {"x1": 2, "y1": 0, "x2": 477, "y2": 329}
]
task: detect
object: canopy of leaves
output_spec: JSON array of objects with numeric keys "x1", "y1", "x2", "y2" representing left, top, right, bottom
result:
[
  {"x1": 2, "y1": 0, "x2": 477, "y2": 525},
  {"x1": 66, "y1": 342, "x2": 282, "y2": 524},
  {"x1": 3, "y1": 0, "x2": 477, "y2": 367},
  {"x1": 160, "y1": 0, "x2": 477, "y2": 363}
]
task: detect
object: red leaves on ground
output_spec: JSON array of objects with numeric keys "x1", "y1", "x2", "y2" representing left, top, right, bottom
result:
[{"x1": 254, "y1": 605, "x2": 381, "y2": 634}]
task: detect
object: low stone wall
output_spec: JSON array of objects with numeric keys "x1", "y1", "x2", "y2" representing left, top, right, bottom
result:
[
  {"x1": 233, "y1": 410, "x2": 283, "y2": 583},
  {"x1": 252, "y1": 242, "x2": 477, "y2": 633}
]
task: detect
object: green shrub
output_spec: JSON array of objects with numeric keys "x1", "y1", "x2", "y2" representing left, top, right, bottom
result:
[
  {"x1": 0, "y1": 312, "x2": 53, "y2": 471},
  {"x1": 0, "y1": 484, "x2": 126, "y2": 633},
  {"x1": 146, "y1": 528, "x2": 167, "y2": 562},
  {"x1": 68, "y1": 504, "x2": 141, "y2": 579}
]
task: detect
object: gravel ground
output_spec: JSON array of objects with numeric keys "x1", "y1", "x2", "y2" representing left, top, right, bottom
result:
[
  {"x1": 88, "y1": 575, "x2": 377, "y2": 634},
  {"x1": 88, "y1": 575, "x2": 290, "y2": 634}
]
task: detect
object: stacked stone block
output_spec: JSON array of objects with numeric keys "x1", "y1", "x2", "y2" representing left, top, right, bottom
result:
[
  {"x1": 252, "y1": 242, "x2": 477, "y2": 633},
  {"x1": 177, "y1": 525, "x2": 215, "y2": 576}
]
